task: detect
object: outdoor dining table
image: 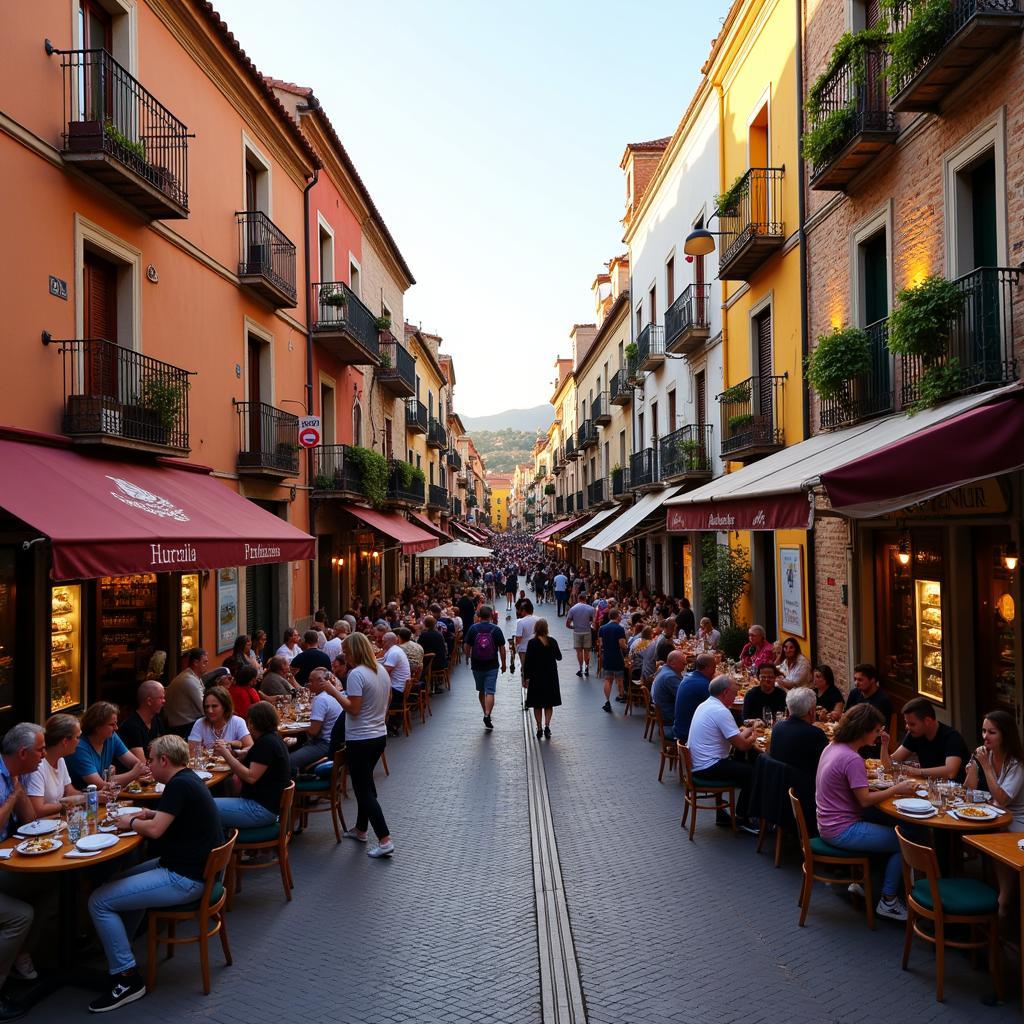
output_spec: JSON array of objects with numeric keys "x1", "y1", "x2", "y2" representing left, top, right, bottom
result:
[
  {"x1": 876, "y1": 794, "x2": 1013, "y2": 833},
  {"x1": 124, "y1": 767, "x2": 232, "y2": 800}
]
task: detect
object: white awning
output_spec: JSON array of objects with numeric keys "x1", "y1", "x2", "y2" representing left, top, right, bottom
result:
[
  {"x1": 562, "y1": 506, "x2": 618, "y2": 543},
  {"x1": 582, "y1": 486, "x2": 682, "y2": 559}
]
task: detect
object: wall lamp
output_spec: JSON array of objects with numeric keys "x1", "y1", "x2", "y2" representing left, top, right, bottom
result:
[
  {"x1": 683, "y1": 227, "x2": 727, "y2": 257},
  {"x1": 1003, "y1": 542, "x2": 1019, "y2": 572},
  {"x1": 896, "y1": 534, "x2": 912, "y2": 567}
]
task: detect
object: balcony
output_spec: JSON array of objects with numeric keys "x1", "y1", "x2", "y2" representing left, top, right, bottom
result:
[
  {"x1": 717, "y1": 168, "x2": 785, "y2": 280},
  {"x1": 451, "y1": 496, "x2": 462, "y2": 517},
  {"x1": 610, "y1": 368, "x2": 633, "y2": 405},
  {"x1": 406, "y1": 398, "x2": 428, "y2": 434},
  {"x1": 376, "y1": 333, "x2": 415, "y2": 397},
  {"x1": 889, "y1": 0, "x2": 1024, "y2": 113},
  {"x1": 564, "y1": 436, "x2": 579, "y2": 460},
  {"x1": 625, "y1": 352, "x2": 645, "y2": 388},
  {"x1": 427, "y1": 483, "x2": 448, "y2": 511},
  {"x1": 385, "y1": 461, "x2": 425, "y2": 508},
  {"x1": 312, "y1": 444, "x2": 364, "y2": 500},
  {"x1": 629, "y1": 447, "x2": 661, "y2": 492},
  {"x1": 664, "y1": 284, "x2": 711, "y2": 355},
  {"x1": 566, "y1": 493, "x2": 575, "y2": 514},
  {"x1": 552, "y1": 447, "x2": 564, "y2": 475},
  {"x1": 636, "y1": 324, "x2": 665, "y2": 372},
  {"x1": 586, "y1": 478, "x2": 610, "y2": 506},
  {"x1": 235, "y1": 401, "x2": 300, "y2": 478},
  {"x1": 556, "y1": 495, "x2": 565, "y2": 515},
  {"x1": 447, "y1": 448, "x2": 462, "y2": 471},
  {"x1": 576, "y1": 489, "x2": 584, "y2": 511},
  {"x1": 659, "y1": 424, "x2": 714, "y2": 484},
  {"x1": 310, "y1": 282, "x2": 380, "y2": 363},
  {"x1": 578, "y1": 419, "x2": 598, "y2": 450},
  {"x1": 611, "y1": 466, "x2": 631, "y2": 500},
  {"x1": 456, "y1": 470, "x2": 469, "y2": 487},
  {"x1": 54, "y1": 47, "x2": 189, "y2": 219},
  {"x1": 719, "y1": 375, "x2": 786, "y2": 461},
  {"x1": 46, "y1": 336, "x2": 193, "y2": 455},
  {"x1": 237, "y1": 212, "x2": 297, "y2": 308},
  {"x1": 592, "y1": 391, "x2": 611, "y2": 426},
  {"x1": 900, "y1": 267, "x2": 1020, "y2": 408},
  {"x1": 808, "y1": 45, "x2": 897, "y2": 191},
  {"x1": 818, "y1": 320, "x2": 894, "y2": 430},
  {"x1": 427, "y1": 417, "x2": 447, "y2": 450}
]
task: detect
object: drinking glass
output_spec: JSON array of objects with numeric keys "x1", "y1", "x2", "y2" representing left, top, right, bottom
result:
[
  {"x1": 188, "y1": 741, "x2": 201, "y2": 769},
  {"x1": 67, "y1": 812, "x2": 83, "y2": 844}
]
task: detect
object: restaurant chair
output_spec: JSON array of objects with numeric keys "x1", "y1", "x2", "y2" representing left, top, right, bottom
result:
[
  {"x1": 654, "y1": 708, "x2": 679, "y2": 783},
  {"x1": 896, "y1": 827, "x2": 1003, "y2": 1003},
  {"x1": 146, "y1": 829, "x2": 236, "y2": 995},
  {"x1": 642, "y1": 686, "x2": 657, "y2": 742},
  {"x1": 623, "y1": 670, "x2": 648, "y2": 718},
  {"x1": 386, "y1": 674, "x2": 417, "y2": 737},
  {"x1": 789, "y1": 787, "x2": 874, "y2": 929},
  {"x1": 750, "y1": 755, "x2": 798, "y2": 867},
  {"x1": 227, "y1": 781, "x2": 295, "y2": 909},
  {"x1": 678, "y1": 742, "x2": 737, "y2": 841},
  {"x1": 453, "y1": 631, "x2": 463, "y2": 665},
  {"x1": 428, "y1": 654, "x2": 450, "y2": 695},
  {"x1": 294, "y1": 749, "x2": 349, "y2": 842},
  {"x1": 418, "y1": 654, "x2": 434, "y2": 724}
]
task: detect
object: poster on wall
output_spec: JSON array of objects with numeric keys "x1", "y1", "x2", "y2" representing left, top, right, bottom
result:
[
  {"x1": 779, "y1": 546, "x2": 805, "y2": 637},
  {"x1": 217, "y1": 567, "x2": 239, "y2": 653}
]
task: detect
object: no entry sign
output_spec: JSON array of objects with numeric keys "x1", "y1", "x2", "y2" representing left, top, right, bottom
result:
[{"x1": 298, "y1": 416, "x2": 321, "y2": 448}]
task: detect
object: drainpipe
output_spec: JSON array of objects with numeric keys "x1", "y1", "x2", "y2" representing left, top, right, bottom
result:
[
  {"x1": 303, "y1": 168, "x2": 319, "y2": 615},
  {"x1": 715, "y1": 82, "x2": 728, "y2": 394}
]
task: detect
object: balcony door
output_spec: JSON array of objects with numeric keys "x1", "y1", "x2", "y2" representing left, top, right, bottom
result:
[
  {"x1": 78, "y1": 0, "x2": 113, "y2": 123},
  {"x1": 754, "y1": 307, "x2": 773, "y2": 423},
  {"x1": 247, "y1": 336, "x2": 264, "y2": 456},
  {"x1": 84, "y1": 250, "x2": 118, "y2": 398}
]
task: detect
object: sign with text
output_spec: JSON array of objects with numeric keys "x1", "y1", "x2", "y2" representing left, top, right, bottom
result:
[
  {"x1": 885, "y1": 478, "x2": 1008, "y2": 519},
  {"x1": 666, "y1": 491, "x2": 813, "y2": 532},
  {"x1": 298, "y1": 416, "x2": 321, "y2": 448}
]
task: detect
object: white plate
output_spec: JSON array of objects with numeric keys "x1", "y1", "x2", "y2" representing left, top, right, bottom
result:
[
  {"x1": 194, "y1": 770, "x2": 212, "y2": 780},
  {"x1": 283, "y1": 722, "x2": 311, "y2": 730},
  {"x1": 116, "y1": 807, "x2": 144, "y2": 817},
  {"x1": 76, "y1": 833, "x2": 119, "y2": 852},
  {"x1": 17, "y1": 819, "x2": 60, "y2": 836},
  {"x1": 953, "y1": 804, "x2": 1000, "y2": 822},
  {"x1": 894, "y1": 798, "x2": 934, "y2": 814},
  {"x1": 915, "y1": 789, "x2": 930, "y2": 798},
  {"x1": 898, "y1": 806, "x2": 939, "y2": 817},
  {"x1": 15, "y1": 837, "x2": 62, "y2": 856}
]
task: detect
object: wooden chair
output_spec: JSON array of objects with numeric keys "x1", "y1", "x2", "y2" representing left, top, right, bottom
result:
[
  {"x1": 789, "y1": 787, "x2": 874, "y2": 929},
  {"x1": 654, "y1": 707, "x2": 679, "y2": 782},
  {"x1": 294, "y1": 749, "x2": 349, "y2": 842},
  {"x1": 623, "y1": 667, "x2": 648, "y2": 718},
  {"x1": 678, "y1": 742, "x2": 737, "y2": 841},
  {"x1": 146, "y1": 829, "x2": 236, "y2": 994},
  {"x1": 227, "y1": 781, "x2": 295, "y2": 909},
  {"x1": 896, "y1": 826, "x2": 1003, "y2": 1003},
  {"x1": 453, "y1": 630, "x2": 463, "y2": 665},
  {"x1": 642, "y1": 686, "x2": 658, "y2": 741},
  {"x1": 417, "y1": 654, "x2": 433, "y2": 724},
  {"x1": 428, "y1": 653, "x2": 450, "y2": 695},
  {"x1": 386, "y1": 673, "x2": 416, "y2": 736}
]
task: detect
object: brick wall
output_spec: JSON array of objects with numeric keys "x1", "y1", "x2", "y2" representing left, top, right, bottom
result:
[{"x1": 813, "y1": 502, "x2": 852, "y2": 692}]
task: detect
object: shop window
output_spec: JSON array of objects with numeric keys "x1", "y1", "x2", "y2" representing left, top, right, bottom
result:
[
  {"x1": 975, "y1": 526, "x2": 1018, "y2": 714},
  {"x1": 97, "y1": 574, "x2": 158, "y2": 706}
]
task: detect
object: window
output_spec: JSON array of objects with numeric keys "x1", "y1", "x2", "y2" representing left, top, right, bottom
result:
[
  {"x1": 384, "y1": 417, "x2": 392, "y2": 459},
  {"x1": 635, "y1": 306, "x2": 643, "y2": 336},
  {"x1": 77, "y1": 216, "x2": 140, "y2": 354},
  {"x1": 860, "y1": 231, "x2": 888, "y2": 325},
  {"x1": 695, "y1": 371, "x2": 706, "y2": 428},
  {"x1": 667, "y1": 389, "x2": 676, "y2": 431},
  {"x1": 648, "y1": 284, "x2": 657, "y2": 325},
  {"x1": 749, "y1": 98, "x2": 769, "y2": 169},
  {"x1": 638, "y1": 412, "x2": 644, "y2": 448},
  {"x1": 666, "y1": 256, "x2": 675, "y2": 306},
  {"x1": 318, "y1": 220, "x2": 334, "y2": 282},
  {"x1": 349, "y1": 258, "x2": 361, "y2": 297},
  {"x1": 752, "y1": 305, "x2": 773, "y2": 416},
  {"x1": 243, "y1": 145, "x2": 271, "y2": 215},
  {"x1": 650, "y1": 401, "x2": 659, "y2": 443},
  {"x1": 352, "y1": 403, "x2": 362, "y2": 446},
  {"x1": 618, "y1": 429, "x2": 626, "y2": 466}
]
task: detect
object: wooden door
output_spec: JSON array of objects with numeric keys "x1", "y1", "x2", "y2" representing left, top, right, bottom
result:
[
  {"x1": 83, "y1": 251, "x2": 118, "y2": 396},
  {"x1": 247, "y1": 337, "x2": 263, "y2": 454},
  {"x1": 755, "y1": 309, "x2": 773, "y2": 424}
]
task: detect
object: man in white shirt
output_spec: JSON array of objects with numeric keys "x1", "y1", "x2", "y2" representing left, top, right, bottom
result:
[
  {"x1": 565, "y1": 595, "x2": 597, "y2": 677},
  {"x1": 165, "y1": 648, "x2": 208, "y2": 737},
  {"x1": 290, "y1": 669, "x2": 342, "y2": 772},
  {"x1": 686, "y1": 675, "x2": 758, "y2": 830},
  {"x1": 323, "y1": 620, "x2": 350, "y2": 664},
  {"x1": 553, "y1": 572, "x2": 569, "y2": 616},
  {"x1": 275, "y1": 628, "x2": 302, "y2": 665},
  {"x1": 512, "y1": 601, "x2": 538, "y2": 676},
  {"x1": 381, "y1": 632, "x2": 412, "y2": 735}
]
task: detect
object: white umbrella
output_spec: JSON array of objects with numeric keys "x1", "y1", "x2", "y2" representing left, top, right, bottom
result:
[{"x1": 415, "y1": 540, "x2": 493, "y2": 559}]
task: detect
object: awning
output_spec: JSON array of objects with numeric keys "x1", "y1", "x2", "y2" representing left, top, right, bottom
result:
[
  {"x1": 534, "y1": 517, "x2": 581, "y2": 543},
  {"x1": 582, "y1": 486, "x2": 682, "y2": 559},
  {"x1": 341, "y1": 504, "x2": 436, "y2": 554},
  {"x1": 409, "y1": 511, "x2": 450, "y2": 542},
  {"x1": 460, "y1": 523, "x2": 487, "y2": 543},
  {"x1": 0, "y1": 438, "x2": 314, "y2": 580},
  {"x1": 450, "y1": 520, "x2": 479, "y2": 542},
  {"x1": 665, "y1": 384, "x2": 1021, "y2": 530},
  {"x1": 562, "y1": 507, "x2": 618, "y2": 543}
]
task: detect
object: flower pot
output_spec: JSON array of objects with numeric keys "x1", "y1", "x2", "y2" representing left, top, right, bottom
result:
[{"x1": 67, "y1": 120, "x2": 104, "y2": 153}]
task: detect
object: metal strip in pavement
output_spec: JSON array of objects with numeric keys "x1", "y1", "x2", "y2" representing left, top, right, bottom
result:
[{"x1": 523, "y1": 711, "x2": 587, "y2": 1024}]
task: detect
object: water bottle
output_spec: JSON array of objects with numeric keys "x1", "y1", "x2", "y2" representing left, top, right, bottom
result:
[{"x1": 85, "y1": 784, "x2": 99, "y2": 834}]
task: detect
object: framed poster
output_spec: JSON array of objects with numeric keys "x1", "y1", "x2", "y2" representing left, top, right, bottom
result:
[
  {"x1": 779, "y1": 546, "x2": 805, "y2": 637},
  {"x1": 216, "y1": 567, "x2": 239, "y2": 653}
]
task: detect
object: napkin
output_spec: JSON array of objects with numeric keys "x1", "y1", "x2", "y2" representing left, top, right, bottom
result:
[
  {"x1": 0, "y1": 849, "x2": 13, "y2": 860},
  {"x1": 65, "y1": 849, "x2": 101, "y2": 859}
]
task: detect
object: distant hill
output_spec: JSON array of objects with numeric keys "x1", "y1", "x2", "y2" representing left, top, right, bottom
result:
[
  {"x1": 468, "y1": 427, "x2": 544, "y2": 474},
  {"x1": 462, "y1": 405, "x2": 551, "y2": 433}
]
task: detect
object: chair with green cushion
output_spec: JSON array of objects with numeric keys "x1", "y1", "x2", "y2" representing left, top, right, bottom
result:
[
  {"x1": 678, "y1": 742, "x2": 737, "y2": 840},
  {"x1": 789, "y1": 788, "x2": 874, "y2": 929},
  {"x1": 896, "y1": 827, "x2": 1003, "y2": 1003},
  {"x1": 227, "y1": 782, "x2": 294, "y2": 909},
  {"x1": 146, "y1": 829, "x2": 236, "y2": 995},
  {"x1": 294, "y1": 749, "x2": 348, "y2": 842}
]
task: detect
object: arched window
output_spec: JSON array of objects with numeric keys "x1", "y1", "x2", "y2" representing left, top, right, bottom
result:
[{"x1": 352, "y1": 403, "x2": 362, "y2": 446}]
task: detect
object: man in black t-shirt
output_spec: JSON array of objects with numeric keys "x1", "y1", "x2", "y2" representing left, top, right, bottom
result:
[
  {"x1": 742, "y1": 665, "x2": 788, "y2": 722},
  {"x1": 845, "y1": 663, "x2": 893, "y2": 757},
  {"x1": 418, "y1": 616, "x2": 448, "y2": 671},
  {"x1": 885, "y1": 696, "x2": 969, "y2": 782},
  {"x1": 87, "y1": 735, "x2": 222, "y2": 1013},
  {"x1": 117, "y1": 680, "x2": 166, "y2": 761},
  {"x1": 675, "y1": 597, "x2": 696, "y2": 638},
  {"x1": 457, "y1": 592, "x2": 476, "y2": 629},
  {"x1": 289, "y1": 630, "x2": 332, "y2": 686}
]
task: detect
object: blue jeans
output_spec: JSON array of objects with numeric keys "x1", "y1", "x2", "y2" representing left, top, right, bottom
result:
[
  {"x1": 829, "y1": 821, "x2": 902, "y2": 897},
  {"x1": 214, "y1": 797, "x2": 277, "y2": 829},
  {"x1": 88, "y1": 858, "x2": 204, "y2": 974}
]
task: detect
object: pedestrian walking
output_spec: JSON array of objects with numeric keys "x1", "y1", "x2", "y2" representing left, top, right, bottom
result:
[
  {"x1": 597, "y1": 608, "x2": 628, "y2": 714},
  {"x1": 565, "y1": 593, "x2": 597, "y2": 677},
  {"x1": 463, "y1": 606, "x2": 507, "y2": 731},
  {"x1": 504, "y1": 569, "x2": 518, "y2": 613},
  {"x1": 523, "y1": 619, "x2": 562, "y2": 739},
  {"x1": 512, "y1": 599, "x2": 538, "y2": 676},
  {"x1": 553, "y1": 570, "x2": 569, "y2": 616}
]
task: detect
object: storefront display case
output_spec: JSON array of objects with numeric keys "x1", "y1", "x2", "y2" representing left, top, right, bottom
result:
[
  {"x1": 50, "y1": 584, "x2": 83, "y2": 713},
  {"x1": 97, "y1": 574, "x2": 157, "y2": 703},
  {"x1": 179, "y1": 573, "x2": 199, "y2": 654},
  {"x1": 914, "y1": 580, "x2": 944, "y2": 702}
]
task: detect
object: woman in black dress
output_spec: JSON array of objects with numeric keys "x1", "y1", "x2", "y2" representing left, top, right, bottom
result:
[{"x1": 523, "y1": 618, "x2": 562, "y2": 739}]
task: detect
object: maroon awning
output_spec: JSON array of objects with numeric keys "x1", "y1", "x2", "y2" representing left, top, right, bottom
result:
[
  {"x1": 666, "y1": 490, "x2": 812, "y2": 532},
  {"x1": 821, "y1": 393, "x2": 1024, "y2": 517},
  {"x1": 0, "y1": 438, "x2": 314, "y2": 580},
  {"x1": 341, "y1": 504, "x2": 436, "y2": 555},
  {"x1": 409, "y1": 511, "x2": 450, "y2": 542}
]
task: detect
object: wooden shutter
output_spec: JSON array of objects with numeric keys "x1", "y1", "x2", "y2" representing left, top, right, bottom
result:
[
  {"x1": 755, "y1": 309, "x2": 773, "y2": 421},
  {"x1": 865, "y1": 0, "x2": 882, "y2": 28},
  {"x1": 83, "y1": 252, "x2": 118, "y2": 396},
  {"x1": 695, "y1": 371, "x2": 706, "y2": 428}
]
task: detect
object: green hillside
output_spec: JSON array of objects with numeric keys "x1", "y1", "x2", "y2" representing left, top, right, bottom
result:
[{"x1": 469, "y1": 427, "x2": 543, "y2": 473}]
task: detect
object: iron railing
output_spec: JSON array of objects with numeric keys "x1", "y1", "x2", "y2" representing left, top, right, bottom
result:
[
  {"x1": 310, "y1": 282, "x2": 379, "y2": 356},
  {"x1": 451, "y1": 496, "x2": 462, "y2": 517},
  {"x1": 665, "y1": 284, "x2": 711, "y2": 348},
  {"x1": 636, "y1": 324, "x2": 665, "y2": 368},
  {"x1": 659, "y1": 424, "x2": 714, "y2": 478},
  {"x1": 386, "y1": 461, "x2": 425, "y2": 505},
  {"x1": 587, "y1": 478, "x2": 607, "y2": 505},
  {"x1": 629, "y1": 447, "x2": 659, "y2": 488},
  {"x1": 578, "y1": 418, "x2": 597, "y2": 448},
  {"x1": 719, "y1": 375, "x2": 786, "y2": 456},
  {"x1": 427, "y1": 484, "x2": 448, "y2": 509},
  {"x1": 428, "y1": 417, "x2": 448, "y2": 449},
  {"x1": 808, "y1": 45, "x2": 896, "y2": 180},
  {"x1": 610, "y1": 368, "x2": 632, "y2": 403},
  {"x1": 377, "y1": 333, "x2": 416, "y2": 392},
  {"x1": 901, "y1": 267, "x2": 1020, "y2": 407},
  {"x1": 819, "y1": 320, "x2": 894, "y2": 429},
  {"x1": 575, "y1": 489, "x2": 584, "y2": 511},
  {"x1": 447, "y1": 448, "x2": 462, "y2": 471},
  {"x1": 567, "y1": 493, "x2": 575, "y2": 513},
  {"x1": 611, "y1": 466, "x2": 631, "y2": 497},
  {"x1": 564, "y1": 436, "x2": 578, "y2": 460},
  {"x1": 235, "y1": 401, "x2": 300, "y2": 474},
  {"x1": 312, "y1": 444, "x2": 363, "y2": 495},
  {"x1": 56, "y1": 47, "x2": 189, "y2": 213},
  {"x1": 405, "y1": 398, "x2": 428, "y2": 433},
  {"x1": 237, "y1": 211, "x2": 297, "y2": 304},
  {"x1": 717, "y1": 168, "x2": 785, "y2": 270},
  {"x1": 625, "y1": 351, "x2": 644, "y2": 386},
  {"x1": 592, "y1": 391, "x2": 610, "y2": 424},
  {"x1": 552, "y1": 446, "x2": 564, "y2": 474},
  {"x1": 46, "y1": 336, "x2": 193, "y2": 450},
  {"x1": 556, "y1": 495, "x2": 565, "y2": 514}
]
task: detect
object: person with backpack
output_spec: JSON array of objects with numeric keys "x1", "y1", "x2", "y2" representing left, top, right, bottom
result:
[{"x1": 463, "y1": 606, "x2": 507, "y2": 731}]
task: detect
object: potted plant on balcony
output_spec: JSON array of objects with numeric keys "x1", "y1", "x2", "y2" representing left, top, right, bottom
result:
[
  {"x1": 720, "y1": 381, "x2": 751, "y2": 405},
  {"x1": 884, "y1": 0, "x2": 953, "y2": 96},
  {"x1": 714, "y1": 172, "x2": 747, "y2": 218},
  {"x1": 543, "y1": 483, "x2": 556, "y2": 496},
  {"x1": 375, "y1": 315, "x2": 392, "y2": 332},
  {"x1": 676, "y1": 437, "x2": 706, "y2": 471},
  {"x1": 624, "y1": 342, "x2": 638, "y2": 362},
  {"x1": 728, "y1": 413, "x2": 755, "y2": 434},
  {"x1": 136, "y1": 376, "x2": 189, "y2": 445},
  {"x1": 378, "y1": 350, "x2": 392, "y2": 370},
  {"x1": 805, "y1": 325, "x2": 872, "y2": 416},
  {"x1": 347, "y1": 445, "x2": 389, "y2": 508}
]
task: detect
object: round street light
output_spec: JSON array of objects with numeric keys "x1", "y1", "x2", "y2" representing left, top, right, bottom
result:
[{"x1": 683, "y1": 227, "x2": 717, "y2": 257}]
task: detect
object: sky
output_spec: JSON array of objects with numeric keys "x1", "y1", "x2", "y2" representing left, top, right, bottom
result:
[{"x1": 210, "y1": 0, "x2": 730, "y2": 417}]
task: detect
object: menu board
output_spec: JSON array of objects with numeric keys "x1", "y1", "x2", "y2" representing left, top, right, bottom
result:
[
  {"x1": 217, "y1": 568, "x2": 238, "y2": 654},
  {"x1": 50, "y1": 584, "x2": 83, "y2": 712},
  {"x1": 180, "y1": 573, "x2": 199, "y2": 654},
  {"x1": 915, "y1": 579, "x2": 944, "y2": 702}
]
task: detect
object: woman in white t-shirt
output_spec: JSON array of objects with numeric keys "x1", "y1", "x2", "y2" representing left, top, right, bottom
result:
[
  {"x1": 27, "y1": 713, "x2": 83, "y2": 816},
  {"x1": 188, "y1": 686, "x2": 252, "y2": 751}
]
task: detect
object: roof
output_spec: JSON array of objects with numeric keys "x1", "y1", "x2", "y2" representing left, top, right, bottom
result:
[{"x1": 575, "y1": 291, "x2": 630, "y2": 378}]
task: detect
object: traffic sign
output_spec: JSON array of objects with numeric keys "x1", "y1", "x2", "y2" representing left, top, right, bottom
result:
[{"x1": 298, "y1": 415, "x2": 321, "y2": 449}]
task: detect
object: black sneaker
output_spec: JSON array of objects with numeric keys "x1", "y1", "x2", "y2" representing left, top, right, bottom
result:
[
  {"x1": 89, "y1": 973, "x2": 146, "y2": 1013},
  {"x1": 543, "y1": 726, "x2": 551, "y2": 738},
  {"x1": 614, "y1": 695, "x2": 627, "y2": 703},
  {"x1": 575, "y1": 669, "x2": 583, "y2": 677},
  {"x1": 483, "y1": 716, "x2": 493, "y2": 731},
  {"x1": 584, "y1": 666, "x2": 589, "y2": 676},
  {"x1": 602, "y1": 701, "x2": 612, "y2": 714},
  {"x1": 536, "y1": 727, "x2": 543, "y2": 738}
]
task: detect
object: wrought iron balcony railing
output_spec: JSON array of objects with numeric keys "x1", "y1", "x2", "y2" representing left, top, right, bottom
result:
[
  {"x1": 451, "y1": 496, "x2": 462, "y2": 517},
  {"x1": 310, "y1": 282, "x2": 380, "y2": 361},
  {"x1": 564, "y1": 436, "x2": 579, "y2": 460},
  {"x1": 658, "y1": 424, "x2": 714, "y2": 480},
  {"x1": 312, "y1": 444, "x2": 364, "y2": 496},
  {"x1": 665, "y1": 284, "x2": 711, "y2": 354},
  {"x1": 578, "y1": 418, "x2": 597, "y2": 449},
  {"x1": 592, "y1": 391, "x2": 611, "y2": 425},
  {"x1": 405, "y1": 398, "x2": 428, "y2": 434},
  {"x1": 610, "y1": 368, "x2": 633, "y2": 405},
  {"x1": 587, "y1": 478, "x2": 607, "y2": 505},
  {"x1": 611, "y1": 465, "x2": 631, "y2": 498},
  {"x1": 427, "y1": 417, "x2": 447, "y2": 449},
  {"x1": 447, "y1": 448, "x2": 462, "y2": 471},
  {"x1": 717, "y1": 168, "x2": 785, "y2": 280},
  {"x1": 719, "y1": 375, "x2": 786, "y2": 459},
  {"x1": 818, "y1": 320, "x2": 894, "y2": 429},
  {"x1": 235, "y1": 401, "x2": 300, "y2": 476},
  {"x1": 376, "y1": 333, "x2": 416, "y2": 396},
  {"x1": 566, "y1": 493, "x2": 575, "y2": 514},
  {"x1": 629, "y1": 447, "x2": 660, "y2": 489},
  {"x1": 555, "y1": 495, "x2": 565, "y2": 514},
  {"x1": 386, "y1": 461, "x2": 425, "y2": 506},
  {"x1": 427, "y1": 484, "x2": 448, "y2": 509},
  {"x1": 636, "y1": 324, "x2": 665, "y2": 371},
  {"x1": 237, "y1": 211, "x2": 297, "y2": 307}
]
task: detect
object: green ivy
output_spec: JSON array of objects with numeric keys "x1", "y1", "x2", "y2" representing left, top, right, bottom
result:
[
  {"x1": 543, "y1": 483, "x2": 556, "y2": 495},
  {"x1": 714, "y1": 172, "x2": 748, "y2": 217},
  {"x1": 347, "y1": 445, "x2": 388, "y2": 508},
  {"x1": 720, "y1": 381, "x2": 751, "y2": 405},
  {"x1": 104, "y1": 120, "x2": 147, "y2": 163},
  {"x1": 624, "y1": 342, "x2": 638, "y2": 360},
  {"x1": 394, "y1": 460, "x2": 413, "y2": 488},
  {"x1": 884, "y1": 0, "x2": 953, "y2": 95},
  {"x1": 805, "y1": 27, "x2": 892, "y2": 122},
  {"x1": 410, "y1": 464, "x2": 425, "y2": 484},
  {"x1": 887, "y1": 275, "x2": 963, "y2": 360},
  {"x1": 805, "y1": 326, "x2": 872, "y2": 400},
  {"x1": 909, "y1": 357, "x2": 965, "y2": 413},
  {"x1": 803, "y1": 105, "x2": 857, "y2": 167}
]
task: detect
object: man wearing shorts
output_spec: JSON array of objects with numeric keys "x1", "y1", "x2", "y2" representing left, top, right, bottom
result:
[
  {"x1": 597, "y1": 608, "x2": 628, "y2": 713},
  {"x1": 565, "y1": 593, "x2": 597, "y2": 677},
  {"x1": 463, "y1": 606, "x2": 506, "y2": 731}
]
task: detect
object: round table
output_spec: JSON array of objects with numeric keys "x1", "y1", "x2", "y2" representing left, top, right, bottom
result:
[
  {"x1": 123, "y1": 768, "x2": 232, "y2": 802},
  {"x1": 0, "y1": 826, "x2": 143, "y2": 872},
  {"x1": 877, "y1": 794, "x2": 1012, "y2": 832}
]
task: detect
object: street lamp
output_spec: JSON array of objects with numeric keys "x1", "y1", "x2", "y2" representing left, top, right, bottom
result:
[{"x1": 683, "y1": 224, "x2": 728, "y2": 257}]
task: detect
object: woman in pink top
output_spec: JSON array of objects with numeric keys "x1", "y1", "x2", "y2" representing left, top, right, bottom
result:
[{"x1": 815, "y1": 703, "x2": 916, "y2": 921}]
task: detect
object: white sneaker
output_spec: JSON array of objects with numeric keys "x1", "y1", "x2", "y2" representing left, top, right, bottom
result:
[
  {"x1": 367, "y1": 840, "x2": 395, "y2": 858},
  {"x1": 876, "y1": 896, "x2": 908, "y2": 921},
  {"x1": 847, "y1": 882, "x2": 865, "y2": 898}
]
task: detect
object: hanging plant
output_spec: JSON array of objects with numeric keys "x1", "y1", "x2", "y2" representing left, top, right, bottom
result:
[
  {"x1": 910, "y1": 358, "x2": 966, "y2": 413},
  {"x1": 805, "y1": 326, "x2": 872, "y2": 400},
  {"x1": 624, "y1": 342, "x2": 638, "y2": 361},
  {"x1": 410, "y1": 464, "x2": 426, "y2": 484},
  {"x1": 714, "y1": 172, "x2": 748, "y2": 217},
  {"x1": 347, "y1": 445, "x2": 388, "y2": 508},
  {"x1": 883, "y1": 0, "x2": 953, "y2": 95},
  {"x1": 375, "y1": 315, "x2": 392, "y2": 331},
  {"x1": 887, "y1": 275, "x2": 963, "y2": 361}
]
